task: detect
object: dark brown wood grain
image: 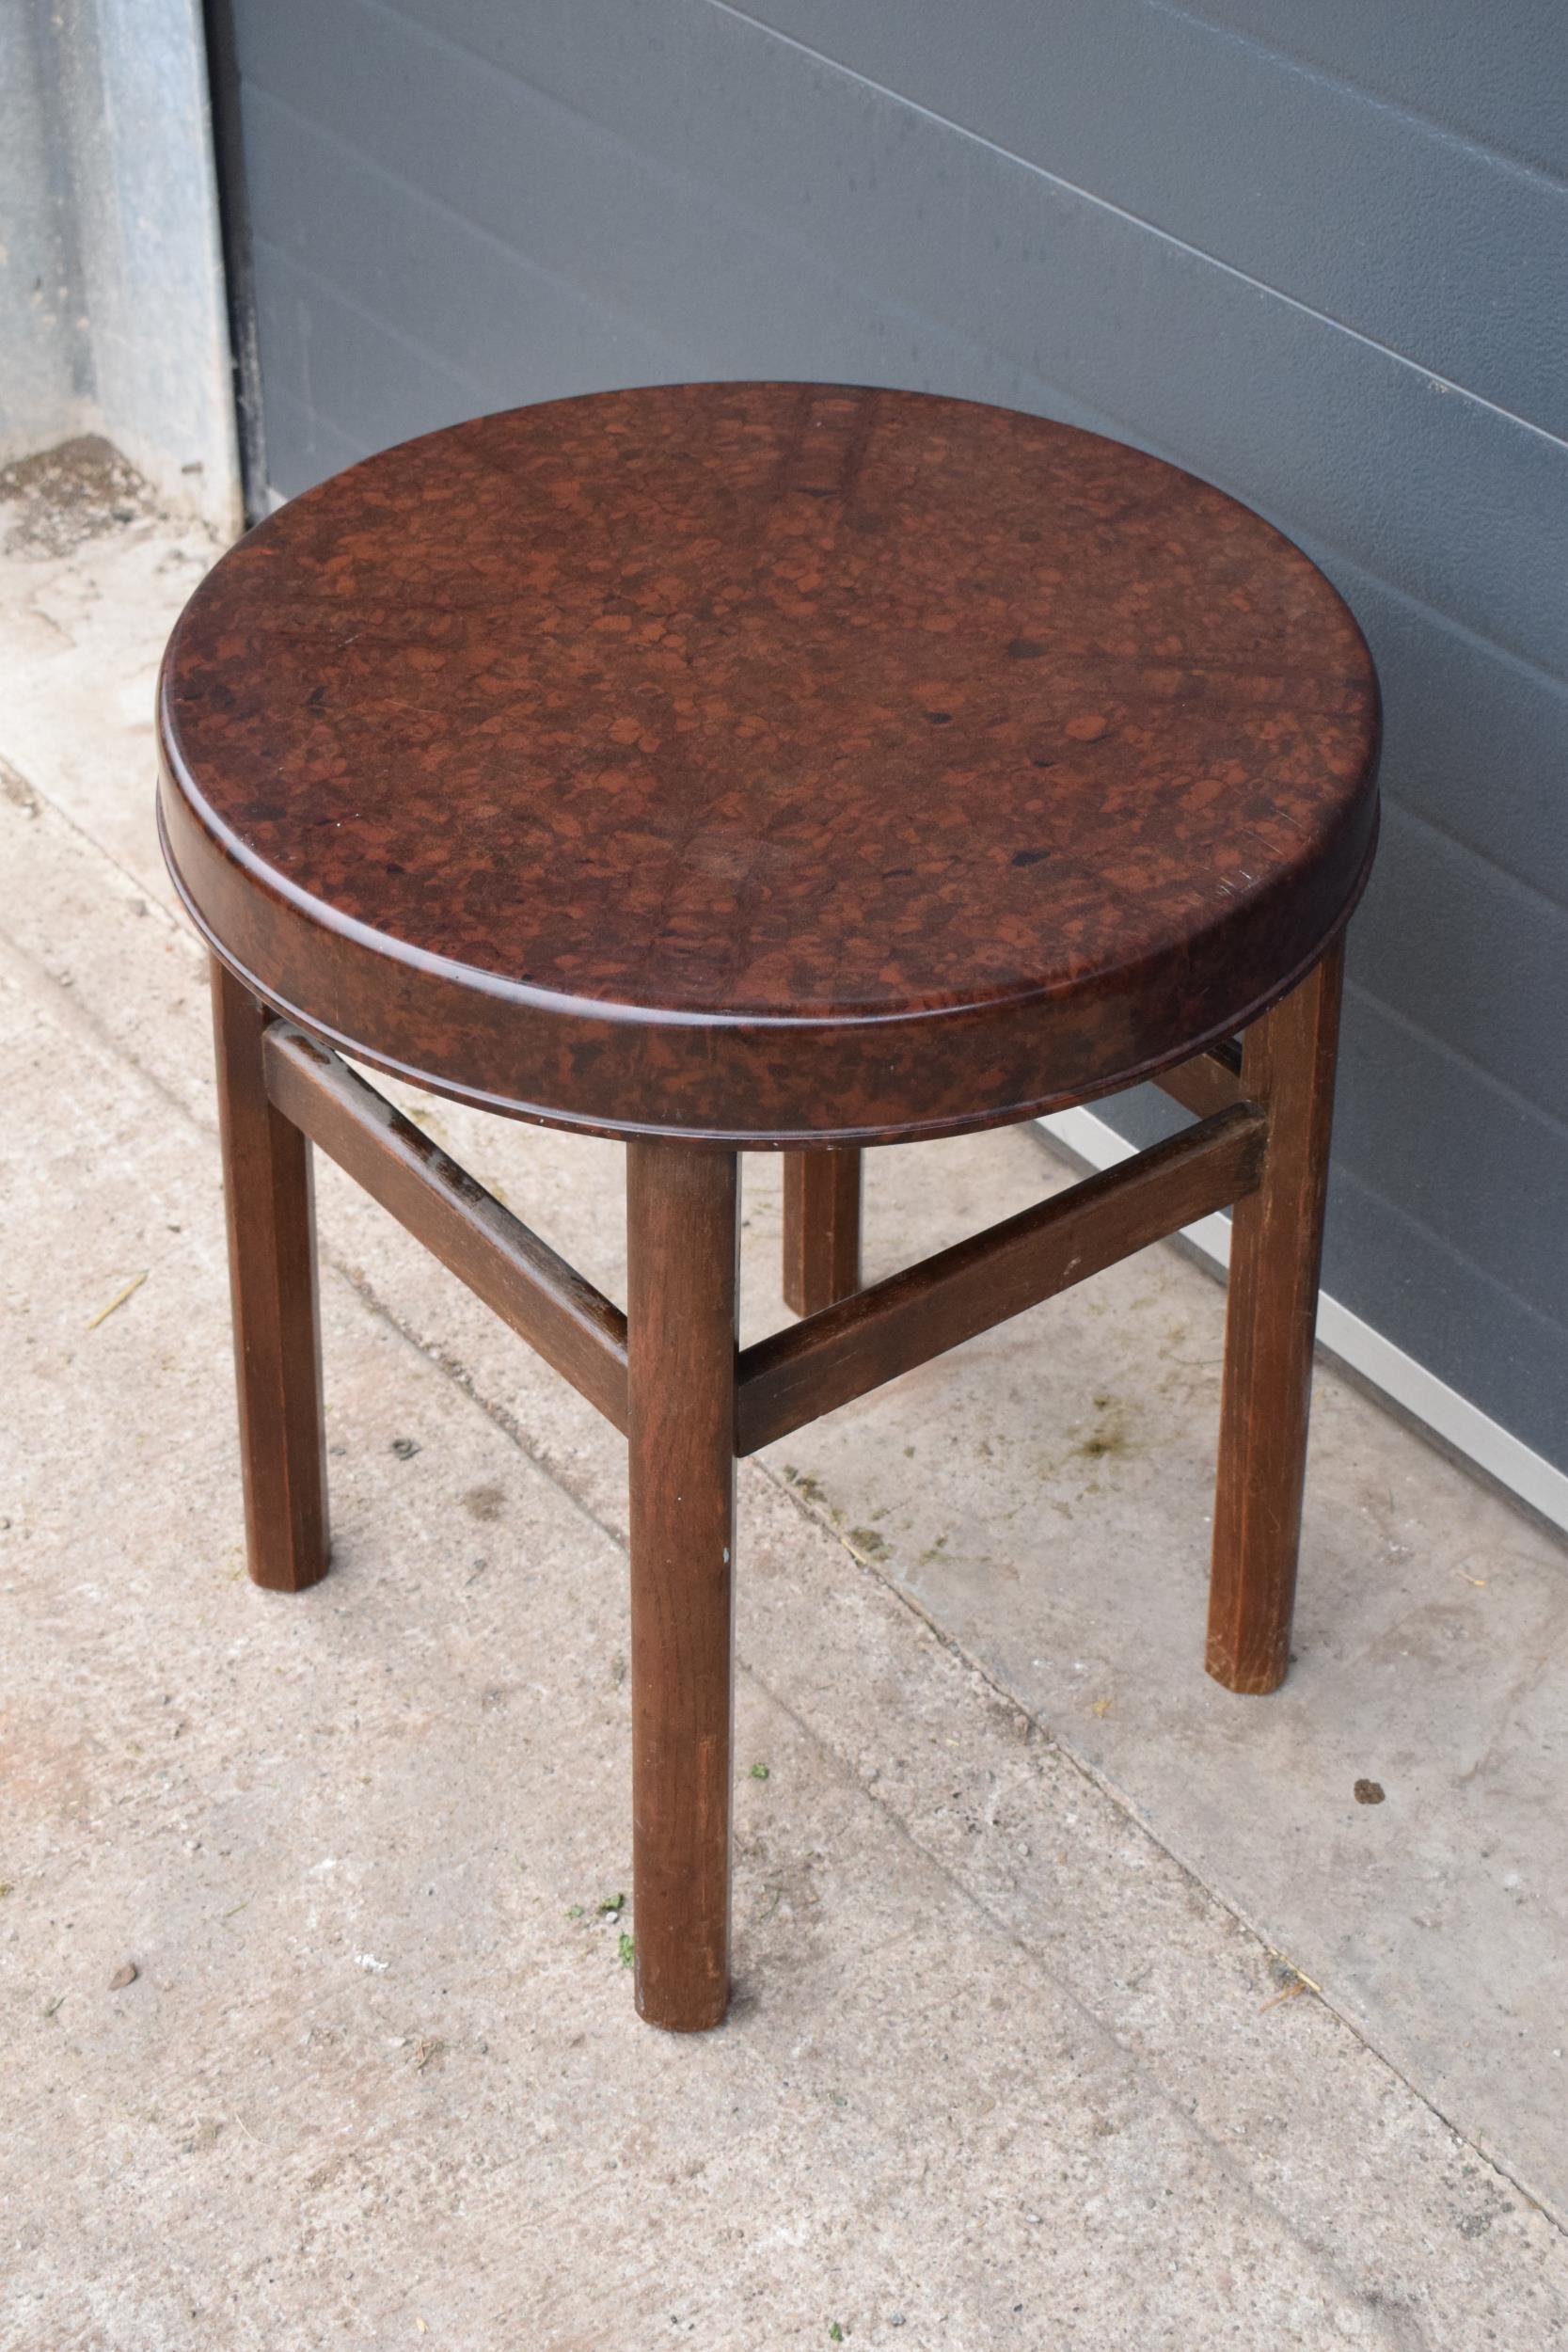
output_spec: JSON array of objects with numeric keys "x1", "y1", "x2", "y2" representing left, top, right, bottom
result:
[
  {"x1": 1152, "y1": 1041, "x2": 1245, "y2": 1122},
  {"x1": 739, "y1": 1104, "x2": 1267, "y2": 1456},
  {"x1": 626, "y1": 1140, "x2": 740, "y2": 2031},
  {"x1": 1208, "y1": 944, "x2": 1345, "y2": 1693},
  {"x1": 263, "y1": 1023, "x2": 628, "y2": 1431},
  {"x1": 783, "y1": 1148, "x2": 863, "y2": 1315},
  {"x1": 157, "y1": 383, "x2": 1379, "y2": 1146},
  {"x1": 162, "y1": 388, "x2": 1380, "y2": 2032},
  {"x1": 210, "y1": 958, "x2": 329, "y2": 1592}
]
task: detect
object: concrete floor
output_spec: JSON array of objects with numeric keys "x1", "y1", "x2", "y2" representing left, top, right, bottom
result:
[{"x1": 3, "y1": 452, "x2": 1565, "y2": 2346}]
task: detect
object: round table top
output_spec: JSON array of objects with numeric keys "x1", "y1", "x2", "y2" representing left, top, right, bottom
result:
[{"x1": 158, "y1": 383, "x2": 1379, "y2": 1144}]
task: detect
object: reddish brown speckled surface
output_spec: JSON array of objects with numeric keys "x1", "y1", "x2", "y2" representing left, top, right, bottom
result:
[{"x1": 157, "y1": 384, "x2": 1378, "y2": 1143}]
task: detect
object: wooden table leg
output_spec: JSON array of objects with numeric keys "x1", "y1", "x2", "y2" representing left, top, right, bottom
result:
[
  {"x1": 210, "y1": 958, "x2": 330, "y2": 1593},
  {"x1": 626, "y1": 1138, "x2": 740, "y2": 2029},
  {"x1": 1207, "y1": 940, "x2": 1344, "y2": 1692},
  {"x1": 782, "y1": 1147, "x2": 863, "y2": 1315}
]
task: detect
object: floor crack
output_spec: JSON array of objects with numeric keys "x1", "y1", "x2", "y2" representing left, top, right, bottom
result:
[{"x1": 752, "y1": 1451, "x2": 1568, "y2": 2243}]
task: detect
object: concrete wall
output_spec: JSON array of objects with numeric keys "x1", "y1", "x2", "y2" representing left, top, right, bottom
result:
[
  {"x1": 225, "y1": 0, "x2": 1568, "y2": 1495},
  {"x1": 0, "y1": 0, "x2": 240, "y2": 532},
  {"x1": 0, "y1": 3, "x2": 90, "y2": 455}
]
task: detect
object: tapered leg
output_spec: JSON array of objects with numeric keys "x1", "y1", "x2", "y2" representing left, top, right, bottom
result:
[
  {"x1": 1208, "y1": 941, "x2": 1344, "y2": 1692},
  {"x1": 626, "y1": 1139, "x2": 740, "y2": 2029},
  {"x1": 210, "y1": 958, "x2": 330, "y2": 1593},
  {"x1": 782, "y1": 1147, "x2": 863, "y2": 1315}
]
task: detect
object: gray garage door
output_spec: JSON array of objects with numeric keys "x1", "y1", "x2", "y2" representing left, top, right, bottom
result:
[{"x1": 217, "y1": 0, "x2": 1568, "y2": 1500}]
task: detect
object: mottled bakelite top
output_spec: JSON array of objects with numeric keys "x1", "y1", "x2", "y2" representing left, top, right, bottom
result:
[{"x1": 158, "y1": 384, "x2": 1378, "y2": 1142}]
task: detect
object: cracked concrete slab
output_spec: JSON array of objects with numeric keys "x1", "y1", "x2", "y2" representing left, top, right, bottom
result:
[{"x1": 2, "y1": 476, "x2": 1565, "y2": 2345}]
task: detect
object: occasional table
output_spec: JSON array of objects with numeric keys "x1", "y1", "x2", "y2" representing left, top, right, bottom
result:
[{"x1": 157, "y1": 383, "x2": 1380, "y2": 2030}]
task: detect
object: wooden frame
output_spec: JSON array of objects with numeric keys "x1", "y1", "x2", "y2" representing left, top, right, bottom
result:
[
  {"x1": 263, "y1": 1023, "x2": 629, "y2": 1430},
  {"x1": 214, "y1": 947, "x2": 1342, "y2": 2032},
  {"x1": 167, "y1": 378, "x2": 1376, "y2": 2045},
  {"x1": 782, "y1": 1148, "x2": 863, "y2": 1315},
  {"x1": 740, "y1": 1105, "x2": 1264, "y2": 1454}
]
